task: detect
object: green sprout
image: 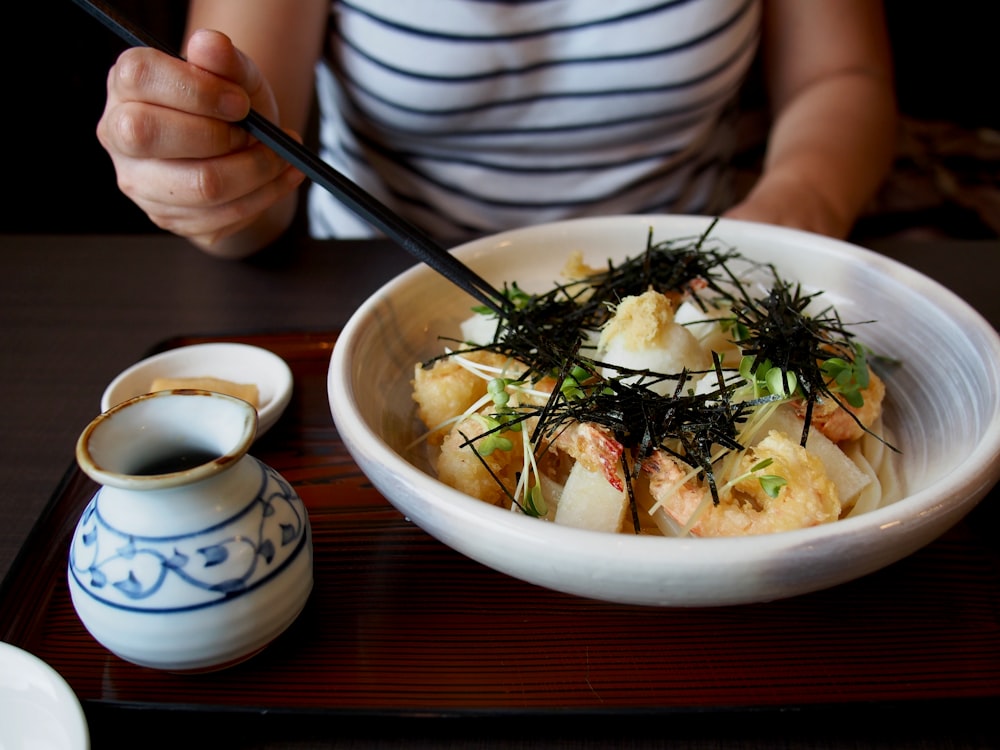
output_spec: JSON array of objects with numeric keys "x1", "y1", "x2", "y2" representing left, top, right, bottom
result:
[
  {"x1": 748, "y1": 458, "x2": 788, "y2": 499},
  {"x1": 471, "y1": 282, "x2": 532, "y2": 316},
  {"x1": 523, "y1": 482, "x2": 548, "y2": 517},
  {"x1": 487, "y1": 377, "x2": 524, "y2": 431},
  {"x1": 739, "y1": 356, "x2": 798, "y2": 399},
  {"x1": 821, "y1": 343, "x2": 870, "y2": 408},
  {"x1": 559, "y1": 365, "x2": 591, "y2": 400},
  {"x1": 716, "y1": 457, "x2": 787, "y2": 500},
  {"x1": 720, "y1": 317, "x2": 750, "y2": 343},
  {"x1": 472, "y1": 413, "x2": 513, "y2": 456}
]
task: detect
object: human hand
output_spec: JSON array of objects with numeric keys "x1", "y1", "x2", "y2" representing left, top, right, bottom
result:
[{"x1": 96, "y1": 29, "x2": 305, "y2": 257}]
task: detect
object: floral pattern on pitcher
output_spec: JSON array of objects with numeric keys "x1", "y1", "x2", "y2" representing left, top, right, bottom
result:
[{"x1": 68, "y1": 459, "x2": 309, "y2": 612}]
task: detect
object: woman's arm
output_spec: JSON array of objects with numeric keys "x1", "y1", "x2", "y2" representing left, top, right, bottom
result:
[{"x1": 724, "y1": 0, "x2": 898, "y2": 239}]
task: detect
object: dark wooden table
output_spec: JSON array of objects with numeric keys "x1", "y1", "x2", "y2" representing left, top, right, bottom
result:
[{"x1": 1, "y1": 232, "x2": 998, "y2": 749}]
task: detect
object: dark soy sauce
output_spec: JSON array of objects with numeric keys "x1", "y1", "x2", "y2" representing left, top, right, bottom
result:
[{"x1": 131, "y1": 448, "x2": 221, "y2": 475}]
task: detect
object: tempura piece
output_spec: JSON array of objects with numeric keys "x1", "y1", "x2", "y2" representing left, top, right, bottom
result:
[
  {"x1": 150, "y1": 376, "x2": 259, "y2": 407},
  {"x1": 650, "y1": 431, "x2": 841, "y2": 537}
]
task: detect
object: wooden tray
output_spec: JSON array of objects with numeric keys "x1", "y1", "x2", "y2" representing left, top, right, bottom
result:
[{"x1": 2, "y1": 331, "x2": 999, "y2": 724}]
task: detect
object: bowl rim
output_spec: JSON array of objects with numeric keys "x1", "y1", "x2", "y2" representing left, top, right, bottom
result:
[
  {"x1": 0, "y1": 640, "x2": 90, "y2": 749},
  {"x1": 329, "y1": 215, "x2": 1000, "y2": 577}
]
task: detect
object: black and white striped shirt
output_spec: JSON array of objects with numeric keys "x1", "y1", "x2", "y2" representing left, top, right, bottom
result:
[{"x1": 310, "y1": 0, "x2": 762, "y2": 238}]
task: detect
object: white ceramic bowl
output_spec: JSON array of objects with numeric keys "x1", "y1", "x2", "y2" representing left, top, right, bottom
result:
[
  {"x1": 328, "y1": 215, "x2": 1000, "y2": 607},
  {"x1": 0, "y1": 641, "x2": 90, "y2": 749},
  {"x1": 101, "y1": 342, "x2": 293, "y2": 437}
]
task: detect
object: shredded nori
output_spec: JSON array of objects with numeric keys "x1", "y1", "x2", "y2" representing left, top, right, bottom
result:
[{"x1": 423, "y1": 221, "x2": 888, "y2": 530}]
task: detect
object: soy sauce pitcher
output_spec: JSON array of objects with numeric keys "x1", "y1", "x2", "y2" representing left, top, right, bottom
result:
[{"x1": 68, "y1": 389, "x2": 313, "y2": 672}]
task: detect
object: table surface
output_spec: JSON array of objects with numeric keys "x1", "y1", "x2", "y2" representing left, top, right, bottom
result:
[{"x1": 1, "y1": 230, "x2": 998, "y2": 750}]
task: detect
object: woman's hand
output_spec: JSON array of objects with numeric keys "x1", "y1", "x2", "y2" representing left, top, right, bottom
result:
[{"x1": 97, "y1": 29, "x2": 305, "y2": 258}]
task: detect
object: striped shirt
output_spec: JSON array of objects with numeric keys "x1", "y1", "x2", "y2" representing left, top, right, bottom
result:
[{"x1": 310, "y1": 0, "x2": 762, "y2": 238}]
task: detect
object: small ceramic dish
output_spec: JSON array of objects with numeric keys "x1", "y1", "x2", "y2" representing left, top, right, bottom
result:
[
  {"x1": 0, "y1": 641, "x2": 90, "y2": 749},
  {"x1": 101, "y1": 342, "x2": 293, "y2": 437}
]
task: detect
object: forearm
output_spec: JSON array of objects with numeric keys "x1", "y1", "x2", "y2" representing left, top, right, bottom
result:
[
  {"x1": 725, "y1": 0, "x2": 897, "y2": 239},
  {"x1": 752, "y1": 68, "x2": 898, "y2": 238}
]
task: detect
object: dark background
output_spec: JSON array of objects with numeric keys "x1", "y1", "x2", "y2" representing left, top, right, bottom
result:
[
  {"x1": 4, "y1": 3, "x2": 185, "y2": 235},
  {"x1": 3, "y1": 1, "x2": 996, "y2": 239}
]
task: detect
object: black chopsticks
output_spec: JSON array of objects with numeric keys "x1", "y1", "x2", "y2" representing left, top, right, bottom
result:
[{"x1": 70, "y1": 0, "x2": 510, "y2": 316}]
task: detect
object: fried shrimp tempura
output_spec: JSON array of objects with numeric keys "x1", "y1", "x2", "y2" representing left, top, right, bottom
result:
[
  {"x1": 648, "y1": 430, "x2": 841, "y2": 537},
  {"x1": 794, "y1": 367, "x2": 886, "y2": 443}
]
